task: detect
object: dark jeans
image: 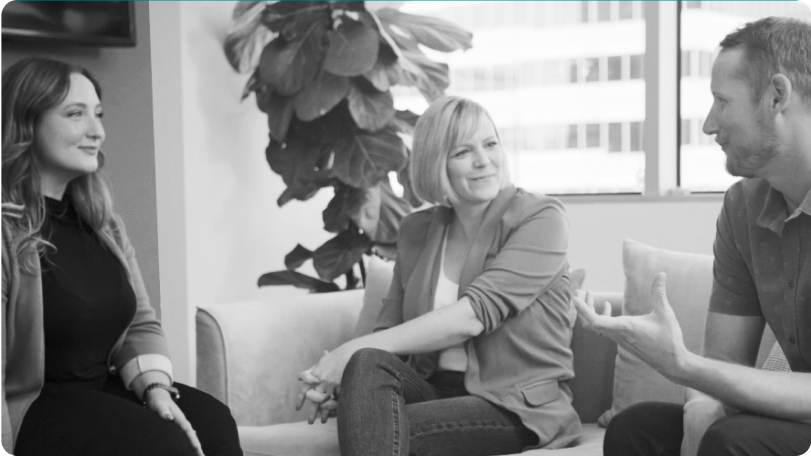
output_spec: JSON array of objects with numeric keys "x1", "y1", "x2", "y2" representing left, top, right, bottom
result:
[
  {"x1": 604, "y1": 402, "x2": 811, "y2": 456},
  {"x1": 338, "y1": 348, "x2": 538, "y2": 456},
  {"x1": 16, "y1": 375, "x2": 242, "y2": 456}
]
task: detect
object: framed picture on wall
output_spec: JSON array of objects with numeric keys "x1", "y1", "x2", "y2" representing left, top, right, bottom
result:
[{"x1": 1, "y1": 1, "x2": 136, "y2": 47}]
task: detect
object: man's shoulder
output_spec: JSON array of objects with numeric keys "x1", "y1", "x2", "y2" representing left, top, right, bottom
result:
[{"x1": 721, "y1": 178, "x2": 771, "y2": 216}]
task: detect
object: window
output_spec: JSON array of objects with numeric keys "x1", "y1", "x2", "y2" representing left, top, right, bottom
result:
[
  {"x1": 678, "y1": 1, "x2": 811, "y2": 192},
  {"x1": 598, "y1": 1, "x2": 611, "y2": 22},
  {"x1": 629, "y1": 54, "x2": 643, "y2": 80},
  {"x1": 619, "y1": 1, "x2": 633, "y2": 20},
  {"x1": 630, "y1": 122, "x2": 642, "y2": 152},
  {"x1": 608, "y1": 56, "x2": 622, "y2": 81},
  {"x1": 585, "y1": 58, "x2": 600, "y2": 82},
  {"x1": 609, "y1": 123, "x2": 623, "y2": 152},
  {"x1": 395, "y1": 1, "x2": 647, "y2": 195}
]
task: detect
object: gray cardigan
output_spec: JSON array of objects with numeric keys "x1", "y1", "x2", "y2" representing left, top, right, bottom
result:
[
  {"x1": 375, "y1": 185, "x2": 581, "y2": 450},
  {"x1": 2, "y1": 209, "x2": 173, "y2": 453}
]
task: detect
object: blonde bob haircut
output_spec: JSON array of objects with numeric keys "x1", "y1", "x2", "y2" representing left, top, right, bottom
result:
[{"x1": 410, "y1": 96, "x2": 509, "y2": 207}]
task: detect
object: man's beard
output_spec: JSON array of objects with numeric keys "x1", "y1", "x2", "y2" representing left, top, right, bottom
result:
[{"x1": 725, "y1": 118, "x2": 781, "y2": 178}]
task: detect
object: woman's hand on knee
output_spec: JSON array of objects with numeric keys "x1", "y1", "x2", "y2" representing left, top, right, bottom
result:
[{"x1": 146, "y1": 390, "x2": 205, "y2": 456}]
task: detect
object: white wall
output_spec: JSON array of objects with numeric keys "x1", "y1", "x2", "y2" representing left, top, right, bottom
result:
[
  {"x1": 566, "y1": 196, "x2": 722, "y2": 292},
  {"x1": 149, "y1": 1, "x2": 726, "y2": 384}
]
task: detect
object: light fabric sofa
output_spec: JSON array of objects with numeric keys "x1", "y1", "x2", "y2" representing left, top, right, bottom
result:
[{"x1": 196, "y1": 241, "x2": 780, "y2": 456}]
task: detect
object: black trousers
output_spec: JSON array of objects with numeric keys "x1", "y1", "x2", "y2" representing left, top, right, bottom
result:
[
  {"x1": 604, "y1": 402, "x2": 811, "y2": 456},
  {"x1": 16, "y1": 375, "x2": 242, "y2": 456}
]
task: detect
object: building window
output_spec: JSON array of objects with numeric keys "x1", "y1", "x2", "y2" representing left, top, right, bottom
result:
[
  {"x1": 567, "y1": 125, "x2": 579, "y2": 149},
  {"x1": 619, "y1": 1, "x2": 633, "y2": 19},
  {"x1": 586, "y1": 124, "x2": 600, "y2": 148},
  {"x1": 630, "y1": 54, "x2": 643, "y2": 79},
  {"x1": 609, "y1": 123, "x2": 623, "y2": 152},
  {"x1": 598, "y1": 1, "x2": 611, "y2": 21},
  {"x1": 608, "y1": 56, "x2": 622, "y2": 81},
  {"x1": 585, "y1": 58, "x2": 600, "y2": 82},
  {"x1": 630, "y1": 121, "x2": 643, "y2": 152}
]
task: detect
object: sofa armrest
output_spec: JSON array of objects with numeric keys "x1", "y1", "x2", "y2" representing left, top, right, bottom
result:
[
  {"x1": 570, "y1": 291, "x2": 623, "y2": 424},
  {"x1": 196, "y1": 289, "x2": 364, "y2": 426}
]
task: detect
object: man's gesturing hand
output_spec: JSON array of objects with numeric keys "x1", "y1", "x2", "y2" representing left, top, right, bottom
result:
[{"x1": 573, "y1": 272, "x2": 690, "y2": 381}]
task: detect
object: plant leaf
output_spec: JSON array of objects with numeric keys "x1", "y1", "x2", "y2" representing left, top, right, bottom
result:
[
  {"x1": 399, "y1": 48, "x2": 449, "y2": 101},
  {"x1": 362, "y1": 43, "x2": 400, "y2": 91},
  {"x1": 370, "y1": 178, "x2": 411, "y2": 244},
  {"x1": 242, "y1": 69, "x2": 262, "y2": 100},
  {"x1": 323, "y1": 184, "x2": 364, "y2": 233},
  {"x1": 224, "y1": 1, "x2": 276, "y2": 74},
  {"x1": 266, "y1": 139, "x2": 332, "y2": 206},
  {"x1": 331, "y1": 124, "x2": 407, "y2": 188},
  {"x1": 373, "y1": 243, "x2": 397, "y2": 261},
  {"x1": 375, "y1": 7, "x2": 472, "y2": 53},
  {"x1": 322, "y1": 12, "x2": 380, "y2": 77},
  {"x1": 331, "y1": 1, "x2": 366, "y2": 13},
  {"x1": 312, "y1": 229, "x2": 372, "y2": 281},
  {"x1": 347, "y1": 78, "x2": 395, "y2": 132},
  {"x1": 284, "y1": 244, "x2": 313, "y2": 270},
  {"x1": 259, "y1": 20, "x2": 327, "y2": 96},
  {"x1": 294, "y1": 71, "x2": 350, "y2": 122},
  {"x1": 261, "y1": 91, "x2": 296, "y2": 143},
  {"x1": 258, "y1": 270, "x2": 340, "y2": 293},
  {"x1": 261, "y1": 1, "x2": 330, "y2": 41},
  {"x1": 391, "y1": 109, "x2": 419, "y2": 136}
]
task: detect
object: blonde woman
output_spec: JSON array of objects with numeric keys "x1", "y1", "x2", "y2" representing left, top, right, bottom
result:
[
  {"x1": 297, "y1": 96, "x2": 582, "y2": 455},
  {"x1": 1, "y1": 57, "x2": 241, "y2": 456}
]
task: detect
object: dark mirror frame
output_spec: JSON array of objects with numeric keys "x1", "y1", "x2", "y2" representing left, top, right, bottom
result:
[{"x1": 2, "y1": 1, "x2": 136, "y2": 48}]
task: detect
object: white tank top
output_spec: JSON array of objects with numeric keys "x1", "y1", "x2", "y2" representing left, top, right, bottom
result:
[{"x1": 434, "y1": 228, "x2": 468, "y2": 372}]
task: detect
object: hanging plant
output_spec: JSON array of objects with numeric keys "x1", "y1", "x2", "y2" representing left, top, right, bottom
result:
[{"x1": 224, "y1": 0, "x2": 472, "y2": 292}]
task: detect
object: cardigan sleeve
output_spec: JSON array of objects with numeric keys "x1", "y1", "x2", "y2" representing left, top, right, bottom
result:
[
  {"x1": 2, "y1": 222, "x2": 12, "y2": 451},
  {"x1": 108, "y1": 215, "x2": 174, "y2": 388},
  {"x1": 463, "y1": 199, "x2": 569, "y2": 334}
]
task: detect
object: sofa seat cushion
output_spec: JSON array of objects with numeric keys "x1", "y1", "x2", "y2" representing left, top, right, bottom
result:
[
  {"x1": 239, "y1": 421, "x2": 340, "y2": 456},
  {"x1": 239, "y1": 422, "x2": 605, "y2": 456}
]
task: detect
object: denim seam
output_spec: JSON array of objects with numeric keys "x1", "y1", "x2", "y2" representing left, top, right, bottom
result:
[
  {"x1": 391, "y1": 388, "x2": 401, "y2": 456},
  {"x1": 399, "y1": 376, "x2": 432, "y2": 402},
  {"x1": 411, "y1": 422, "x2": 523, "y2": 438}
]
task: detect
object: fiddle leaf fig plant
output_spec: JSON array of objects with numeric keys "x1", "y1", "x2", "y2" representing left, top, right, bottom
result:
[{"x1": 224, "y1": 0, "x2": 472, "y2": 292}]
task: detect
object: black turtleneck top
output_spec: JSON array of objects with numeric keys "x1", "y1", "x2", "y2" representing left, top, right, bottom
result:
[{"x1": 40, "y1": 196, "x2": 137, "y2": 383}]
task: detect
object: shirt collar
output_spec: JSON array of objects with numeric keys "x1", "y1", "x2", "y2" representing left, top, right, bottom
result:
[{"x1": 756, "y1": 183, "x2": 811, "y2": 234}]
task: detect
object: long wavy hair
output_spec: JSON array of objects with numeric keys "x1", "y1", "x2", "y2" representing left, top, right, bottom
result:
[{"x1": 2, "y1": 57, "x2": 114, "y2": 273}]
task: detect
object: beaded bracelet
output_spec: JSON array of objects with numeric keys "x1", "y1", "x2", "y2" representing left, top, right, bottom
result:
[{"x1": 142, "y1": 383, "x2": 180, "y2": 406}]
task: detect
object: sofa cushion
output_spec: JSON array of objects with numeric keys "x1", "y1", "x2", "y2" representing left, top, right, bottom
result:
[
  {"x1": 239, "y1": 422, "x2": 340, "y2": 456},
  {"x1": 353, "y1": 255, "x2": 395, "y2": 338},
  {"x1": 598, "y1": 240, "x2": 714, "y2": 426}
]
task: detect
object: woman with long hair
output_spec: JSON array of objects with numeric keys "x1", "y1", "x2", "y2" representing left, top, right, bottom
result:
[
  {"x1": 296, "y1": 96, "x2": 582, "y2": 455},
  {"x1": 1, "y1": 57, "x2": 242, "y2": 456}
]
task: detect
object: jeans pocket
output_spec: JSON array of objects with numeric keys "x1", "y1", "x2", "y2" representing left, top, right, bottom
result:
[{"x1": 520, "y1": 380, "x2": 559, "y2": 407}]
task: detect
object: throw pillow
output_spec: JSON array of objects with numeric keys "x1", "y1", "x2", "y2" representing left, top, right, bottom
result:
[
  {"x1": 762, "y1": 341, "x2": 791, "y2": 372},
  {"x1": 597, "y1": 240, "x2": 714, "y2": 427},
  {"x1": 353, "y1": 255, "x2": 395, "y2": 338}
]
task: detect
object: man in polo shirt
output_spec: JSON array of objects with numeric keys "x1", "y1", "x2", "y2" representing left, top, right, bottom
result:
[{"x1": 575, "y1": 16, "x2": 811, "y2": 456}]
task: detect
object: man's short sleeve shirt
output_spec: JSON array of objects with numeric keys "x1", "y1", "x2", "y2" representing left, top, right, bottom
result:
[{"x1": 709, "y1": 178, "x2": 811, "y2": 372}]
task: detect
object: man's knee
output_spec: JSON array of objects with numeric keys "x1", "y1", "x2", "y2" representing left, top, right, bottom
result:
[{"x1": 604, "y1": 402, "x2": 684, "y2": 456}]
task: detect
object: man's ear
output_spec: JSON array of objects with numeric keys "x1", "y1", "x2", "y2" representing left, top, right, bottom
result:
[{"x1": 767, "y1": 74, "x2": 792, "y2": 112}]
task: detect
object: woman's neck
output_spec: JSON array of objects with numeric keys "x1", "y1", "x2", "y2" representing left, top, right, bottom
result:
[
  {"x1": 40, "y1": 174, "x2": 70, "y2": 201},
  {"x1": 451, "y1": 201, "x2": 490, "y2": 241}
]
